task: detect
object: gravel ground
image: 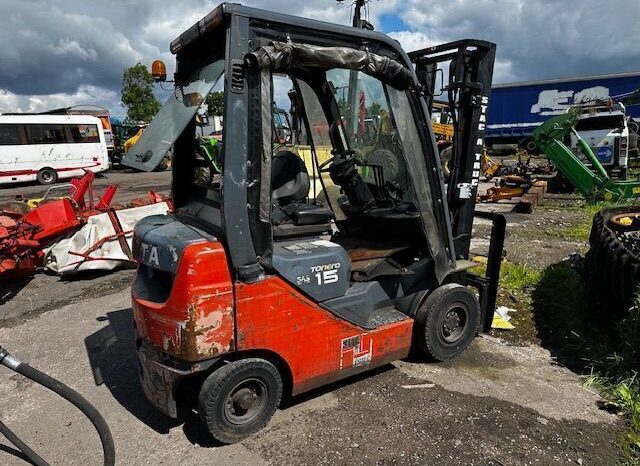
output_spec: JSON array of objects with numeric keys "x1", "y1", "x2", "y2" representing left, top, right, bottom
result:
[
  {"x1": 0, "y1": 168, "x2": 171, "y2": 207},
  {"x1": 0, "y1": 292, "x2": 623, "y2": 466},
  {"x1": 0, "y1": 172, "x2": 627, "y2": 464}
]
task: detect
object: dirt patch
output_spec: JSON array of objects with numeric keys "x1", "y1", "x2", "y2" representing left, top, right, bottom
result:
[
  {"x1": 0, "y1": 270, "x2": 135, "y2": 327},
  {"x1": 247, "y1": 366, "x2": 622, "y2": 466}
]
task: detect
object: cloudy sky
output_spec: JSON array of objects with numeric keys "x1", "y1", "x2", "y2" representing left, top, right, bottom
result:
[{"x1": 1, "y1": 0, "x2": 638, "y2": 120}]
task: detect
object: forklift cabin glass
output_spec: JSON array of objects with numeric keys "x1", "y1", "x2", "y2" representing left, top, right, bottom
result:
[
  {"x1": 121, "y1": 60, "x2": 225, "y2": 172},
  {"x1": 248, "y1": 39, "x2": 454, "y2": 282},
  {"x1": 325, "y1": 69, "x2": 441, "y2": 249}
]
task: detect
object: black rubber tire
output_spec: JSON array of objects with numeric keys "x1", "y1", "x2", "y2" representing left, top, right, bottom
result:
[
  {"x1": 415, "y1": 283, "x2": 480, "y2": 362},
  {"x1": 198, "y1": 358, "x2": 282, "y2": 444},
  {"x1": 36, "y1": 167, "x2": 57, "y2": 185},
  {"x1": 153, "y1": 154, "x2": 171, "y2": 172},
  {"x1": 587, "y1": 206, "x2": 640, "y2": 308}
]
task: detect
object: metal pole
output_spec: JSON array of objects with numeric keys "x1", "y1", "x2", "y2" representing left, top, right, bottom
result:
[
  {"x1": 352, "y1": 0, "x2": 365, "y2": 27},
  {"x1": 347, "y1": 1, "x2": 366, "y2": 137}
]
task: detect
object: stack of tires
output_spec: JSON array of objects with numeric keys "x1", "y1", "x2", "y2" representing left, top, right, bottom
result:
[{"x1": 587, "y1": 206, "x2": 640, "y2": 308}]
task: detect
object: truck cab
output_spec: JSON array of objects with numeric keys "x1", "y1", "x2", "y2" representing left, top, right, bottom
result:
[{"x1": 569, "y1": 102, "x2": 629, "y2": 180}]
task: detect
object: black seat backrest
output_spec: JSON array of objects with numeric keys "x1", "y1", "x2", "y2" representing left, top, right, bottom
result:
[{"x1": 272, "y1": 151, "x2": 310, "y2": 205}]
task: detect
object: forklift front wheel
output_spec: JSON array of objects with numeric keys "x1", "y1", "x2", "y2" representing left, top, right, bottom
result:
[
  {"x1": 415, "y1": 284, "x2": 480, "y2": 362},
  {"x1": 198, "y1": 358, "x2": 283, "y2": 444}
]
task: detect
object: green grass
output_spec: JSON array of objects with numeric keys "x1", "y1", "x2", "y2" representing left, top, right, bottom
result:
[
  {"x1": 585, "y1": 375, "x2": 640, "y2": 463},
  {"x1": 470, "y1": 259, "x2": 539, "y2": 292},
  {"x1": 475, "y1": 200, "x2": 640, "y2": 461},
  {"x1": 499, "y1": 262, "x2": 540, "y2": 294},
  {"x1": 561, "y1": 203, "x2": 609, "y2": 241}
]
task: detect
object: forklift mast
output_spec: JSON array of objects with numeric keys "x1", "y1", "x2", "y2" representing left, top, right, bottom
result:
[{"x1": 409, "y1": 40, "x2": 496, "y2": 259}]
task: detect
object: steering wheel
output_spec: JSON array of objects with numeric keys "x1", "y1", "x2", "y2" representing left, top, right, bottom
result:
[{"x1": 318, "y1": 150, "x2": 356, "y2": 173}]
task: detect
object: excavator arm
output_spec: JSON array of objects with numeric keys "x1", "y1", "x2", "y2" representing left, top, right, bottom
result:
[{"x1": 533, "y1": 112, "x2": 640, "y2": 203}]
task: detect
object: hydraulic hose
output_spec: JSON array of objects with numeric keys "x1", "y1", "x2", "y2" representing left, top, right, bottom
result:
[{"x1": 0, "y1": 346, "x2": 115, "y2": 466}]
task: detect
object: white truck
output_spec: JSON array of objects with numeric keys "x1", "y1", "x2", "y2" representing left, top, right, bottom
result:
[{"x1": 569, "y1": 102, "x2": 637, "y2": 180}]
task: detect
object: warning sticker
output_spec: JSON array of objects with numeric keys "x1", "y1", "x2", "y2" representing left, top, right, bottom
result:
[{"x1": 340, "y1": 334, "x2": 373, "y2": 370}]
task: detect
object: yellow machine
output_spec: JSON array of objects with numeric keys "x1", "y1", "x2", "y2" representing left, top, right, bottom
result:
[
  {"x1": 124, "y1": 128, "x2": 145, "y2": 152},
  {"x1": 431, "y1": 101, "x2": 454, "y2": 143},
  {"x1": 481, "y1": 151, "x2": 503, "y2": 180}
]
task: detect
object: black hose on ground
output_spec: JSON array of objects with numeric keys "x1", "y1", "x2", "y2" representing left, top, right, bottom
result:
[
  {"x1": 0, "y1": 346, "x2": 115, "y2": 466},
  {"x1": 0, "y1": 418, "x2": 49, "y2": 466}
]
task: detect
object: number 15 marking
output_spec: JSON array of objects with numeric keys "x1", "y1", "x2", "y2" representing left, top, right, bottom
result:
[{"x1": 315, "y1": 270, "x2": 338, "y2": 285}]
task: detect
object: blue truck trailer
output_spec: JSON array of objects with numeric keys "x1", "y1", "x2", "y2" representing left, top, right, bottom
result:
[{"x1": 486, "y1": 72, "x2": 640, "y2": 151}]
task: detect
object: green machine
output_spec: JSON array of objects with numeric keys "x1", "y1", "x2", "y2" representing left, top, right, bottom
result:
[{"x1": 533, "y1": 112, "x2": 640, "y2": 203}]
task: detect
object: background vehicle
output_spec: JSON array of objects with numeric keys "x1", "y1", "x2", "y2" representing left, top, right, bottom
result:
[
  {"x1": 0, "y1": 114, "x2": 109, "y2": 185},
  {"x1": 111, "y1": 122, "x2": 146, "y2": 165},
  {"x1": 124, "y1": 127, "x2": 145, "y2": 153},
  {"x1": 486, "y1": 72, "x2": 640, "y2": 153},
  {"x1": 431, "y1": 100, "x2": 454, "y2": 147},
  {"x1": 569, "y1": 102, "x2": 632, "y2": 180},
  {"x1": 124, "y1": 4, "x2": 502, "y2": 444},
  {"x1": 39, "y1": 105, "x2": 115, "y2": 159},
  {"x1": 532, "y1": 111, "x2": 640, "y2": 202}
]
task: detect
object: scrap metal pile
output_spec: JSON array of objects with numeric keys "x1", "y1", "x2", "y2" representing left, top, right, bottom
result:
[
  {"x1": 478, "y1": 150, "x2": 554, "y2": 212},
  {"x1": 0, "y1": 170, "x2": 170, "y2": 280}
]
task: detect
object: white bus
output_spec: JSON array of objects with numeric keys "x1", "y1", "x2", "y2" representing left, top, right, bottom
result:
[{"x1": 0, "y1": 114, "x2": 110, "y2": 185}]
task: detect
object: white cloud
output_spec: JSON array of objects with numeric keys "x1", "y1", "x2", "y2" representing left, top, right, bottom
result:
[
  {"x1": 0, "y1": 0, "x2": 639, "y2": 119},
  {"x1": 0, "y1": 85, "x2": 120, "y2": 117},
  {"x1": 50, "y1": 39, "x2": 97, "y2": 62},
  {"x1": 398, "y1": 0, "x2": 640, "y2": 83},
  {"x1": 388, "y1": 31, "x2": 436, "y2": 53}
]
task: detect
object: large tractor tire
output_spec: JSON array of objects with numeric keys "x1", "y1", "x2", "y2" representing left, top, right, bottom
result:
[{"x1": 586, "y1": 206, "x2": 640, "y2": 308}]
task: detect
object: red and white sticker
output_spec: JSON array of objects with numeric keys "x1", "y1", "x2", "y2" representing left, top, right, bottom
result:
[{"x1": 340, "y1": 334, "x2": 372, "y2": 370}]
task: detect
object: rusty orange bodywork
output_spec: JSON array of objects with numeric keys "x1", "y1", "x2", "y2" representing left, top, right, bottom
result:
[
  {"x1": 133, "y1": 240, "x2": 235, "y2": 362},
  {"x1": 235, "y1": 276, "x2": 413, "y2": 395},
  {"x1": 134, "y1": 241, "x2": 414, "y2": 397}
]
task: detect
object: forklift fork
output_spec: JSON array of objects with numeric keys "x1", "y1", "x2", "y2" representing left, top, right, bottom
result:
[{"x1": 466, "y1": 211, "x2": 506, "y2": 333}]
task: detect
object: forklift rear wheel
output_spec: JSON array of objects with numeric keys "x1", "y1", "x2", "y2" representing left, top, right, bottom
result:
[
  {"x1": 198, "y1": 358, "x2": 283, "y2": 444},
  {"x1": 416, "y1": 284, "x2": 480, "y2": 362}
]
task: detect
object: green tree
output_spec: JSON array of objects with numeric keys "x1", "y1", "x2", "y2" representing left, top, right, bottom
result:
[
  {"x1": 121, "y1": 63, "x2": 160, "y2": 123},
  {"x1": 368, "y1": 102, "x2": 382, "y2": 119},
  {"x1": 206, "y1": 91, "x2": 224, "y2": 116}
]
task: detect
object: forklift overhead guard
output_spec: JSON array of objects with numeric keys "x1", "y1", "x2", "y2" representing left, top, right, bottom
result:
[{"x1": 246, "y1": 41, "x2": 414, "y2": 90}]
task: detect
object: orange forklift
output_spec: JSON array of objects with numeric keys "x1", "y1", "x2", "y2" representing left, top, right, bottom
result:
[{"x1": 123, "y1": 3, "x2": 504, "y2": 444}]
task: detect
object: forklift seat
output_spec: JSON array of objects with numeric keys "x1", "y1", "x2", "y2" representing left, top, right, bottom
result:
[
  {"x1": 272, "y1": 151, "x2": 310, "y2": 205},
  {"x1": 271, "y1": 150, "x2": 334, "y2": 235}
]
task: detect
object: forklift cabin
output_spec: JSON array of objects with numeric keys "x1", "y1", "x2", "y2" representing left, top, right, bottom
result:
[{"x1": 124, "y1": 3, "x2": 504, "y2": 444}]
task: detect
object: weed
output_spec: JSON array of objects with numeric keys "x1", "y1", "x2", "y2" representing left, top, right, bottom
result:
[
  {"x1": 470, "y1": 259, "x2": 539, "y2": 294},
  {"x1": 499, "y1": 262, "x2": 540, "y2": 294},
  {"x1": 585, "y1": 375, "x2": 640, "y2": 462}
]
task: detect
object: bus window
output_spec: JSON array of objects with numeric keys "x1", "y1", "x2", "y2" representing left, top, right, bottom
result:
[
  {"x1": 0, "y1": 124, "x2": 27, "y2": 145},
  {"x1": 26, "y1": 124, "x2": 68, "y2": 144},
  {"x1": 68, "y1": 124, "x2": 100, "y2": 143}
]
